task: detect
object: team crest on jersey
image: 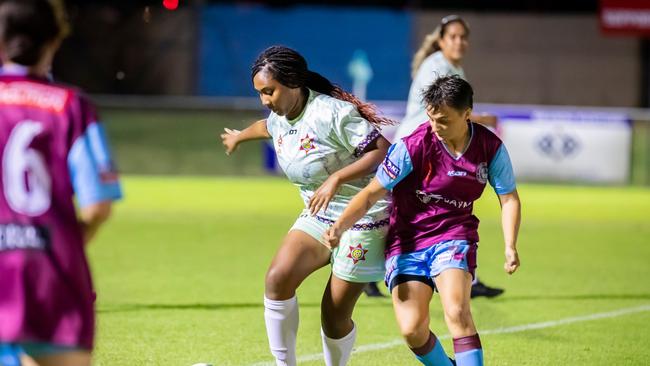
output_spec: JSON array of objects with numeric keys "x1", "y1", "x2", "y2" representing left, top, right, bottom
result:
[
  {"x1": 299, "y1": 134, "x2": 316, "y2": 154},
  {"x1": 347, "y1": 243, "x2": 368, "y2": 264},
  {"x1": 476, "y1": 162, "x2": 488, "y2": 184}
]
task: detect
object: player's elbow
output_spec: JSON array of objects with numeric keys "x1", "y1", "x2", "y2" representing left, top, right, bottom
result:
[
  {"x1": 363, "y1": 197, "x2": 374, "y2": 211},
  {"x1": 500, "y1": 189, "x2": 520, "y2": 207},
  {"x1": 80, "y1": 201, "x2": 113, "y2": 226}
]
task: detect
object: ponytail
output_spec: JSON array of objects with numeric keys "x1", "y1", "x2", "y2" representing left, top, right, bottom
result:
[
  {"x1": 305, "y1": 70, "x2": 394, "y2": 128},
  {"x1": 411, "y1": 27, "x2": 442, "y2": 79}
]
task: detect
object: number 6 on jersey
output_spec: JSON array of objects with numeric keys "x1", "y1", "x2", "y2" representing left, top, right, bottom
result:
[{"x1": 3, "y1": 120, "x2": 52, "y2": 216}]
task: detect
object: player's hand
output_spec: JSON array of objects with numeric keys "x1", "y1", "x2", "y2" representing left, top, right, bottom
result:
[
  {"x1": 323, "y1": 224, "x2": 344, "y2": 249},
  {"x1": 309, "y1": 174, "x2": 341, "y2": 216},
  {"x1": 504, "y1": 247, "x2": 520, "y2": 274},
  {"x1": 221, "y1": 128, "x2": 241, "y2": 155}
]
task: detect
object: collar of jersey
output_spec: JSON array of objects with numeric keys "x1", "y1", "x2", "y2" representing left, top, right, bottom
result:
[
  {"x1": 433, "y1": 50, "x2": 463, "y2": 76},
  {"x1": 286, "y1": 88, "x2": 317, "y2": 125},
  {"x1": 0, "y1": 64, "x2": 30, "y2": 77},
  {"x1": 0, "y1": 64, "x2": 53, "y2": 81},
  {"x1": 438, "y1": 122, "x2": 474, "y2": 161}
]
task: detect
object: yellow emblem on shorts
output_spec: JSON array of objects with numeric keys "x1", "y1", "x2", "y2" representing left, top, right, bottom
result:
[{"x1": 347, "y1": 243, "x2": 368, "y2": 264}]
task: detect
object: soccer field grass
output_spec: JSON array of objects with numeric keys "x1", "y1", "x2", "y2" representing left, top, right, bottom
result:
[{"x1": 88, "y1": 177, "x2": 650, "y2": 366}]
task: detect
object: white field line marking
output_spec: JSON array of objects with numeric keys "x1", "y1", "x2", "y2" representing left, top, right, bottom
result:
[{"x1": 248, "y1": 304, "x2": 650, "y2": 366}]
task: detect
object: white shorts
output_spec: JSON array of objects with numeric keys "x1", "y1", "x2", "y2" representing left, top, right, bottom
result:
[{"x1": 290, "y1": 210, "x2": 388, "y2": 283}]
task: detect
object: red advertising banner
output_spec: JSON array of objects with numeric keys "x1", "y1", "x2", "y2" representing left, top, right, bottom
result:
[{"x1": 600, "y1": 0, "x2": 650, "y2": 36}]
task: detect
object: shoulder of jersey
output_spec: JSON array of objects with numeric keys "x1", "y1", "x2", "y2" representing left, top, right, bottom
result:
[
  {"x1": 401, "y1": 122, "x2": 431, "y2": 155},
  {"x1": 406, "y1": 121, "x2": 430, "y2": 140},
  {"x1": 28, "y1": 78, "x2": 83, "y2": 99},
  {"x1": 5, "y1": 77, "x2": 91, "y2": 113},
  {"x1": 266, "y1": 110, "x2": 280, "y2": 121},
  {"x1": 312, "y1": 93, "x2": 355, "y2": 113},
  {"x1": 425, "y1": 51, "x2": 446, "y2": 68},
  {"x1": 423, "y1": 51, "x2": 440, "y2": 65},
  {"x1": 46, "y1": 79, "x2": 91, "y2": 107},
  {"x1": 472, "y1": 122, "x2": 500, "y2": 141}
]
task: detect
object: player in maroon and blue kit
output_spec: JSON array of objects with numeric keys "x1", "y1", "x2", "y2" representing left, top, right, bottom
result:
[
  {"x1": 0, "y1": 1, "x2": 122, "y2": 365},
  {"x1": 325, "y1": 76, "x2": 521, "y2": 366}
]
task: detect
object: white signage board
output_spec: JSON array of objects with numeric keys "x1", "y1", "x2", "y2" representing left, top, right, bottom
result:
[{"x1": 498, "y1": 110, "x2": 631, "y2": 183}]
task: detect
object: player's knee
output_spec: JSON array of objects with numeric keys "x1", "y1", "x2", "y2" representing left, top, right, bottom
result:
[
  {"x1": 321, "y1": 301, "x2": 350, "y2": 323},
  {"x1": 321, "y1": 311, "x2": 352, "y2": 337},
  {"x1": 400, "y1": 327, "x2": 429, "y2": 347},
  {"x1": 397, "y1": 313, "x2": 429, "y2": 344},
  {"x1": 444, "y1": 303, "x2": 472, "y2": 328},
  {"x1": 264, "y1": 266, "x2": 295, "y2": 298}
]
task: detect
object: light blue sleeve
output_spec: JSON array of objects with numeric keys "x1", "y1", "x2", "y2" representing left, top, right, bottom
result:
[
  {"x1": 68, "y1": 122, "x2": 123, "y2": 208},
  {"x1": 488, "y1": 144, "x2": 516, "y2": 195},
  {"x1": 375, "y1": 140, "x2": 414, "y2": 191}
]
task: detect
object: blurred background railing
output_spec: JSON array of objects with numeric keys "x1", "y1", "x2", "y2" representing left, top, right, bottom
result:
[{"x1": 95, "y1": 95, "x2": 650, "y2": 185}]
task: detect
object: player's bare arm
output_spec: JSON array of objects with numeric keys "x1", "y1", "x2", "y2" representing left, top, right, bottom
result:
[
  {"x1": 308, "y1": 136, "x2": 390, "y2": 215},
  {"x1": 221, "y1": 118, "x2": 270, "y2": 155},
  {"x1": 498, "y1": 189, "x2": 521, "y2": 274},
  {"x1": 79, "y1": 201, "x2": 113, "y2": 243},
  {"x1": 323, "y1": 178, "x2": 388, "y2": 248}
]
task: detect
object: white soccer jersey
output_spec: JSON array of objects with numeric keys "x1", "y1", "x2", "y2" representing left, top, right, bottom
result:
[{"x1": 266, "y1": 89, "x2": 390, "y2": 225}]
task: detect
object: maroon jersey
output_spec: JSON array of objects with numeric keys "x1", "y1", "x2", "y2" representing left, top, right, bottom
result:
[{"x1": 0, "y1": 68, "x2": 122, "y2": 349}]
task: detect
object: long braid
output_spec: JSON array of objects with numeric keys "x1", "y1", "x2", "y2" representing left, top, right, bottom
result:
[
  {"x1": 304, "y1": 70, "x2": 395, "y2": 128},
  {"x1": 252, "y1": 46, "x2": 395, "y2": 129}
]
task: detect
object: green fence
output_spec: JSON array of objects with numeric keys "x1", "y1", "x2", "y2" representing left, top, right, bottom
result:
[
  {"x1": 632, "y1": 120, "x2": 650, "y2": 186},
  {"x1": 102, "y1": 108, "x2": 268, "y2": 176}
]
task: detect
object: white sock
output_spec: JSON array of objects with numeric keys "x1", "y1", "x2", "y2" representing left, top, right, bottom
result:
[
  {"x1": 321, "y1": 323, "x2": 357, "y2": 366},
  {"x1": 264, "y1": 295, "x2": 299, "y2": 366}
]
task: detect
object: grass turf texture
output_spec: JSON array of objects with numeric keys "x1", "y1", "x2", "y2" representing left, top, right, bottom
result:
[{"x1": 89, "y1": 177, "x2": 650, "y2": 365}]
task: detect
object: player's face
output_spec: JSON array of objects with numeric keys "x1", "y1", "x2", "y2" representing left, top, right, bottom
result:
[
  {"x1": 253, "y1": 70, "x2": 303, "y2": 117},
  {"x1": 426, "y1": 104, "x2": 471, "y2": 140},
  {"x1": 438, "y1": 22, "x2": 468, "y2": 64}
]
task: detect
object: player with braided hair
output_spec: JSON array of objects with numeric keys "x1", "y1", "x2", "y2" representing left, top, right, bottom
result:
[{"x1": 221, "y1": 45, "x2": 393, "y2": 366}]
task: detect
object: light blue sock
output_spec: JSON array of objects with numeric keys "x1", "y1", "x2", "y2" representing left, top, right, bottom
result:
[
  {"x1": 414, "y1": 338, "x2": 454, "y2": 366},
  {"x1": 453, "y1": 333, "x2": 483, "y2": 366},
  {"x1": 455, "y1": 348, "x2": 483, "y2": 366},
  {"x1": 0, "y1": 344, "x2": 22, "y2": 366}
]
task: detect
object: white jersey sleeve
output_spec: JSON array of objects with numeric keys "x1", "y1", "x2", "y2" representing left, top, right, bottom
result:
[
  {"x1": 332, "y1": 103, "x2": 381, "y2": 158},
  {"x1": 265, "y1": 114, "x2": 279, "y2": 139}
]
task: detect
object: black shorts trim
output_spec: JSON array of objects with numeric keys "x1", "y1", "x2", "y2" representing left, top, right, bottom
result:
[{"x1": 388, "y1": 274, "x2": 436, "y2": 293}]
